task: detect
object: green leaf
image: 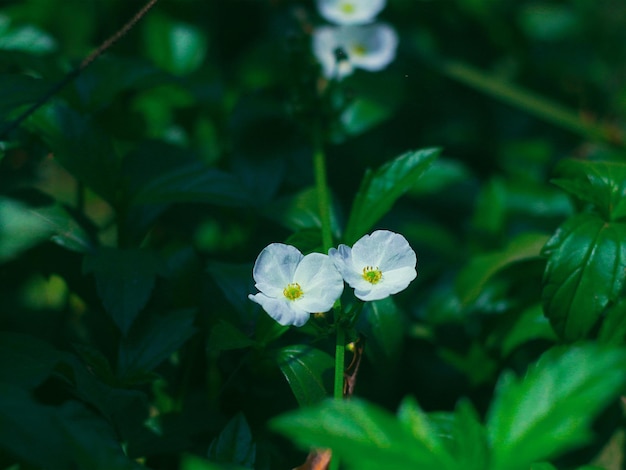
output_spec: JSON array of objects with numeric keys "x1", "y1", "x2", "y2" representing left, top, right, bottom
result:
[
  {"x1": 472, "y1": 177, "x2": 507, "y2": 235},
  {"x1": 275, "y1": 345, "x2": 333, "y2": 407},
  {"x1": 551, "y1": 159, "x2": 626, "y2": 221},
  {"x1": 456, "y1": 232, "x2": 550, "y2": 307},
  {"x1": 271, "y1": 398, "x2": 455, "y2": 469},
  {"x1": 130, "y1": 161, "x2": 251, "y2": 207},
  {"x1": 207, "y1": 413, "x2": 256, "y2": 467},
  {"x1": 361, "y1": 297, "x2": 405, "y2": 371},
  {"x1": 0, "y1": 15, "x2": 56, "y2": 54},
  {"x1": 344, "y1": 148, "x2": 440, "y2": 244},
  {"x1": 181, "y1": 454, "x2": 248, "y2": 470},
  {"x1": 499, "y1": 304, "x2": 558, "y2": 357},
  {"x1": 0, "y1": 382, "x2": 71, "y2": 468},
  {"x1": 0, "y1": 197, "x2": 93, "y2": 262},
  {"x1": 0, "y1": 74, "x2": 52, "y2": 123},
  {"x1": 0, "y1": 332, "x2": 60, "y2": 389},
  {"x1": 27, "y1": 103, "x2": 120, "y2": 204},
  {"x1": 598, "y1": 298, "x2": 626, "y2": 345},
  {"x1": 340, "y1": 97, "x2": 393, "y2": 137},
  {"x1": 447, "y1": 400, "x2": 489, "y2": 470},
  {"x1": 208, "y1": 320, "x2": 256, "y2": 353},
  {"x1": 542, "y1": 213, "x2": 626, "y2": 340},
  {"x1": 486, "y1": 344, "x2": 626, "y2": 470},
  {"x1": 83, "y1": 247, "x2": 163, "y2": 335},
  {"x1": 117, "y1": 309, "x2": 196, "y2": 380},
  {"x1": 142, "y1": 12, "x2": 208, "y2": 76}
]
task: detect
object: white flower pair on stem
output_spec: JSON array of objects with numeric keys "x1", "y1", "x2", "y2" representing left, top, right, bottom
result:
[
  {"x1": 312, "y1": 0, "x2": 399, "y2": 80},
  {"x1": 248, "y1": 230, "x2": 417, "y2": 326}
]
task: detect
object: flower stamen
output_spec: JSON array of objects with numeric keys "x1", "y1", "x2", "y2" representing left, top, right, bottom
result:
[
  {"x1": 340, "y1": 2, "x2": 355, "y2": 14},
  {"x1": 362, "y1": 266, "x2": 383, "y2": 284},
  {"x1": 283, "y1": 282, "x2": 304, "y2": 301}
]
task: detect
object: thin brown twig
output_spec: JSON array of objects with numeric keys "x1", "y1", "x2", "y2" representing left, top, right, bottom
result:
[{"x1": 1, "y1": 0, "x2": 159, "y2": 139}]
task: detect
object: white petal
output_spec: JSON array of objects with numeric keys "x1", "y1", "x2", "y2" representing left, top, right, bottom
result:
[
  {"x1": 252, "y1": 243, "x2": 303, "y2": 297},
  {"x1": 329, "y1": 244, "x2": 363, "y2": 287},
  {"x1": 352, "y1": 230, "x2": 416, "y2": 271},
  {"x1": 317, "y1": 0, "x2": 386, "y2": 25},
  {"x1": 294, "y1": 253, "x2": 344, "y2": 312},
  {"x1": 347, "y1": 23, "x2": 398, "y2": 72},
  {"x1": 312, "y1": 26, "x2": 355, "y2": 79},
  {"x1": 248, "y1": 293, "x2": 310, "y2": 326}
]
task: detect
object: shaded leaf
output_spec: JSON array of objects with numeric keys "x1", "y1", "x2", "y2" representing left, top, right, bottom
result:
[
  {"x1": 275, "y1": 345, "x2": 333, "y2": 407},
  {"x1": 0, "y1": 332, "x2": 60, "y2": 389},
  {"x1": 360, "y1": 297, "x2": 405, "y2": 371},
  {"x1": 117, "y1": 309, "x2": 196, "y2": 380},
  {"x1": 542, "y1": 213, "x2": 626, "y2": 341},
  {"x1": 27, "y1": 103, "x2": 120, "y2": 204},
  {"x1": 208, "y1": 320, "x2": 256, "y2": 353},
  {"x1": 83, "y1": 247, "x2": 163, "y2": 335},
  {"x1": 207, "y1": 412, "x2": 256, "y2": 468},
  {"x1": 344, "y1": 148, "x2": 439, "y2": 244},
  {"x1": 551, "y1": 159, "x2": 626, "y2": 221},
  {"x1": 487, "y1": 344, "x2": 626, "y2": 470},
  {"x1": 0, "y1": 74, "x2": 52, "y2": 123},
  {"x1": 500, "y1": 304, "x2": 558, "y2": 357},
  {"x1": 457, "y1": 232, "x2": 549, "y2": 306}
]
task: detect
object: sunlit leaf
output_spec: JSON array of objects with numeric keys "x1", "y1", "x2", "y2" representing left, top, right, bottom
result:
[
  {"x1": 272, "y1": 398, "x2": 456, "y2": 469},
  {"x1": 542, "y1": 213, "x2": 626, "y2": 341},
  {"x1": 142, "y1": 12, "x2": 208, "y2": 76},
  {"x1": 344, "y1": 148, "x2": 440, "y2": 244},
  {"x1": 275, "y1": 345, "x2": 333, "y2": 407},
  {"x1": 0, "y1": 197, "x2": 93, "y2": 262},
  {"x1": 487, "y1": 344, "x2": 626, "y2": 470}
]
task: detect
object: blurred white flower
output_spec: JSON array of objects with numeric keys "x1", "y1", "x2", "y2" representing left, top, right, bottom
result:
[
  {"x1": 249, "y1": 243, "x2": 344, "y2": 326},
  {"x1": 316, "y1": 0, "x2": 386, "y2": 25},
  {"x1": 312, "y1": 23, "x2": 398, "y2": 79},
  {"x1": 329, "y1": 230, "x2": 417, "y2": 301}
]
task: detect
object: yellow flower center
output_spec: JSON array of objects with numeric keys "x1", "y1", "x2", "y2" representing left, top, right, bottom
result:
[
  {"x1": 352, "y1": 44, "x2": 367, "y2": 56},
  {"x1": 340, "y1": 2, "x2": 356, "y2": 14},
  {"x1": 362, "y1": 266, "x2": 383, "y2": 284},
  {"x1": 283, "y1": 282, "x2": 303, "y2": 301}
]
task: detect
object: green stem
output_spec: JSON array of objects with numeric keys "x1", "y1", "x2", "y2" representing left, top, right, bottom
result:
[
  {"x1": 312, "y1": 135, "x2": 343, "y2": 470},
  {"x1": 313, "y1": 140, "x2": 333, "y2": 253}
]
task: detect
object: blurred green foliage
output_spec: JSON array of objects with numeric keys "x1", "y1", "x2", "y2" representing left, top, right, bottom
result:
[{"x1": 1, "y1": 0, "x2": 626, "y2": 469}]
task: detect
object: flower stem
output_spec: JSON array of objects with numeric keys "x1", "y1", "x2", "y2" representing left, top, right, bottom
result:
[
  {"x1": 313, "y1": 140, "x2": 333, "y2": 253},
  {"x1": 313, "y1": 136, "x2": 343, "y2": 470}
]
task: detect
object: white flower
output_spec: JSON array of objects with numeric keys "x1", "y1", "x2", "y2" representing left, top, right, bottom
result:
[
  {"x1": 312, "y1": 24, "x2": 399, "y2": 79},
  {"x1": 316, "y1": 0, "x2": 386, "y2": 25},
  {"x1": 329, "y1": 230, "x2": 417, "y2": 301},
  {"x1": 249, "y1": 243, "x2": 344, "y2": 326}
]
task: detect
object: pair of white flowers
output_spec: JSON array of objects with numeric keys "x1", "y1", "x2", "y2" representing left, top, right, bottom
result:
[
  {"x1": 312, "y1": 0, "x2": 398, "y2": 79},
  {"x1": 249, "y1": 230, "x2": 417, "y2": 326}
]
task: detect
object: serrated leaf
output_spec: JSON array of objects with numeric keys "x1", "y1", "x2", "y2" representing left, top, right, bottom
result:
[
  {"x1": 117, "y1": 309, "x2": 196, "y2": 380},
  {"x1": 551, "y1": 159, "x2": 626, "y2": 221},
  {"x1": 457, "y1": 232, "x2": 550, "y2": 307},
  {"x1": 487, "y1": 344, "x2": 626, "y2": 470},
  {"x1": 83, "y1": 247, "x2": 163, "y2": 335},
  {"x1": 271, "y1": 398, "x2": 454, "y2": 469},
  {"x1": 542, "y1": 213, "x2": 626, "y2": 341},
  {"x1": 448, "y1": 400, "x2": 489, "y2": 470},
  {"x1": 275, "y1": 345, "x2": 333, "y2": 407},
  {"x1": 344, "y1": 148, "x2": 440, "y2": 244},
  {"x1": 207, "y1": 412, "x2": 256, "y2": 467}
]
